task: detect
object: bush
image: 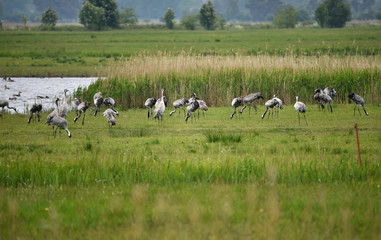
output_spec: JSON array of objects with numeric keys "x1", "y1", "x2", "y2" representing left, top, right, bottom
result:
[
  {"x1": 273, "y1": 4, "x2": 298, "y2": 28},
  {"x1": 180, "y1": 14, "x2": 198, "y2": 30},
  {"x1": 314, "y1": 0, "x2": 351, "y2": 28},
  {"x1": 41, "y1": 7, "x2": 58, "y2": 26}
]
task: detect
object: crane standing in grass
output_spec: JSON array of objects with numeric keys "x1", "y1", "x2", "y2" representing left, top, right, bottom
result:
[
  {"x1": 348, "y1": 93, "x2": 368, "y2": 116},
  {"x1": 230, "y1": 97, "x2": 242, "y2": 119},
  {"x1": 314, "y1": 91, "x2": 333, "y2": 113},
  {"x1": 154, "y1": 89, "x2": 166, "y2": 125},
  {"x1": 261, "y1": 97, "x2": 282, "y2": 119},
  {"x1": 185, "y1": 93, "x2": 200, "y2": 123},
  {"x1": 74, "y1": 101, "x2": 91, "y2": 125},
  {"x1": 294, "y1": 96, "x2": 307, "y2": 125},
  {"x1": 103, "y1": 97, "x2": 117, "y2": 112},
  {"x1": 28, "y1": 103, "x2": 42, "y2": 123},
  {"x1": 145, "y1": 98, "x2": 157, "y2": 119},
  {"x1": 240, "y1": 92, "x2": 264, "y2": 115},
  {"x1": 59, "y1": 89, "x2": 69, "y2": 118},
  {"x1": 0, "y1": 98, "x2": 17, "y2": 118},
  {"x1": 103, "y1": 108, "x2": 117, "y2": 127},
  {"x1": 169, "y1": 98, "x2": 188, "y2": 117},
  {"x1": 93, "y1": 92, "x2": 103, "y2": 116},
  {"x1": 71, "y1": 98, "x2": 82, "y2": 116},
  {"x1": 46, "y1": 97, "x2": 71, "y2": 138}
]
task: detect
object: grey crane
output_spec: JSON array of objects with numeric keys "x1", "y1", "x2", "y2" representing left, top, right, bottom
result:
[
  {"x1": 74, "y1": 101, "x2": 91, "y2": 125},
  {"x1": 324, "y1": 87, "x2": 337, "y2": 99},
  {"x1": 154, "y1": 89, "x2": 166, "y2": 125},
  {"x1": 0, "y1": 98, "x2": 17, "y2": 118},
  {"x1": 103, "y1": 108, "x2": 117, "y2": 127},
  {"x1": 46, "y1": 98, "x2": 71, "y2": 138},
  {"x1": 261, "y1": 97, "x2": 282, "y2": 119},
  {"x1": 230, "y1": 97, "x2": 243, "y2": 119},
  {"x1": 272, "y1": 95, "x2": 283, "y2": 118},
  {"x1": 59, "y1": 89, "x2": 69, "y2": 118},
  {"x1": 93, "y1": 92, "x2": 103, "y2": 116},
  {"x1": 103, "y1": 97, "x2": 117, "y2": 112},
  {"x1": 71, "y1": 98, "x2": 82, "y2": 115},
  {"x1": 348, "y1": 93, "x2": 368, "y2": 116},
  {"x1": 28, "y1": 103, "x2": 42, "y2": 123},
  {"x1": 169, "y1": 98, "x2": 188, "y2": 117},
  {"x1": 45, "y1": 98, "x2": 60, "y2": 125},
  {"x1": 185, "y1": 94, "x2": 200, "y2": 123},
  {"x1": 314, "y1": 92, "x2": 333, "y2": 113},
  {"x1": 240, "y1": 92, "x2": 264, "y2": 115},
  {"x1": 145, "y1": 98, "x2": 157, "y2": 119},
  {"x1": 294, "y1": 96, "x2": 307, "y2": 125},
  {"x1": 188, "y1": 93, "x2": 207, "y2": 119}
]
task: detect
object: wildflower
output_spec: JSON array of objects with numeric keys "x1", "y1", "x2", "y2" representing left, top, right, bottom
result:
[{"x1": 45, "y1": 208, "x2": 49, "y2": 211}]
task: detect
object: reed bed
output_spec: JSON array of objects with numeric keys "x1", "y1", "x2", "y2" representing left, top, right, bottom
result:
[{"x1": 78, "y1": 55, "x2": 381, "y2": 107}]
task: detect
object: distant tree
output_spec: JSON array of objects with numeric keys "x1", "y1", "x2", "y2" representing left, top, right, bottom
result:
[
  {"x1": 200, "y1": 1, "x2": 216, "y2": 30},
  {"x1": 119, "y1": 7, "x2": 138, "y2": 25},
  {"x1": 88, "y1": 0, "x2": 119, "y2": 28},
  {"x1": 273, "y1": 4, "x2": 298, "y2": 28},
  {"x1": 314, "y1": 0, "x2": 351, "y2": 28},
  {"x1": 21, "y1": 15, "x2": 29, "y2": 29},
  {"x1": 41, "y1": 7, "x2": 58, "y2": 26},
  {"x1": 180, "y1": 14, "x2": 198, "y2": 30},
  {"x1": 163, "y1": 8, "x2": 175, "y2": 29},
  {"x1": 246, "y1": 0, "x2": 283, "y2": 21},
  {"x1": 79, "y1": 1, "x2": 106, "y2": 30}
]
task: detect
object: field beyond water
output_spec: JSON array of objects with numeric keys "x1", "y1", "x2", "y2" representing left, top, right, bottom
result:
[
  {"x1": 1, "y1": 28, "x2": 381, "y2": 77},
  {"x1": 0, "y1": 104, "x2": 380, "y2": 239}
]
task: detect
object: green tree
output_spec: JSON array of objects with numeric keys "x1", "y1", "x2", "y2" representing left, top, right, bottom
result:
[
  {"x1": 119, "y1": 7, "x2": 138, "y2": 25},
  {"x1": 79, "y1": 1, "x2": 106, "y2": 30},
  {"x1": 88, "y1": 0, "x2": 119, "y2": 28},
  {"x1": 163, "y1": 8, "x2": 175, "y2": 29},
  {"x1": 273, "y1": 4, "x2": 298, "y2": 28},
  {"x1": 180, "y1": 14, "x2": 198, "y2": 30},
  {"x1": 199, "y1": 1, "x2": 216, "y2": 30},
  {"x1": 314, "y1": 0, "x2": 351, "y2": 28},
  {"x1": 297, "y1": 9, "x2": 311, "y2": 22},
  {"x1": 41, "y1": 7, "x2": 58, "y2": 26},
  {"x1": 21, "y1": 15, "x2": 29, "y2": 29}
]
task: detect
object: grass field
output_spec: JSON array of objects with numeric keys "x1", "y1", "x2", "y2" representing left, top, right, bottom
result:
[
  {"x1": 1, "y1": 27, "x2": 381, "y2": 239},
  {"x1": 0, "y1": 104, "x2": 380, "y2": 239},
  {"x1": 1, "y1": 27, "x2": 381, "y2": 76}
]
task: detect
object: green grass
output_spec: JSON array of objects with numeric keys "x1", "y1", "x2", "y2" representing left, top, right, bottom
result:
[
  {"x1": 0, "y1": 104, "x2": 380, "y2": 239},
  {"x1": 1, "y1": 27, "x2": 381, "y2": 76}
]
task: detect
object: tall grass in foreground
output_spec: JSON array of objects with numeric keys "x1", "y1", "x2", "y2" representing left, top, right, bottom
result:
[{"x1": 77, "y1": 55, "x2": 381, "y2": 107}]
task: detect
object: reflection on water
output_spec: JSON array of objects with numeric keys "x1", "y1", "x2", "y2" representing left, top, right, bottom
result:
[{"x1": 0, "y1": 77, "x2": 97, "y2": 114}]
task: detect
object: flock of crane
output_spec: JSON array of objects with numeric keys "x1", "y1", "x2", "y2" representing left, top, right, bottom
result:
[{"x1": 0, "y1": 86, "x2": 369, "y2": 138}]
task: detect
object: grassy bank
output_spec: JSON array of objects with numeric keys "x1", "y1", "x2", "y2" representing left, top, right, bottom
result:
[
  {"x1": 1, "y1": 27, "x2": 381, "y2": 76},
  {"x1": 0, "y1": 104, "x2": 380, "y2": 239},
  {"x1": 78, "y1": 55, "x2": 381, "y2": 107}
]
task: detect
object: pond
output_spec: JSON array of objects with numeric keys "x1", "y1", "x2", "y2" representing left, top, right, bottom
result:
[{"x1": 0, "y1": 77, "x2": 98, "y2": 114}]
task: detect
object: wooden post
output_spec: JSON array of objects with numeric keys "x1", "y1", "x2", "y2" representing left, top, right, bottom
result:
[{"x1": 355, "y1": 123, "x2": 362, "y2": 167}]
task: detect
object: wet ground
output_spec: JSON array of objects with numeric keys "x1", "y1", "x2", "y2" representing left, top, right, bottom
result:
[{"x1": 0, "y1": 77, "x2": 97, "y2": 114}]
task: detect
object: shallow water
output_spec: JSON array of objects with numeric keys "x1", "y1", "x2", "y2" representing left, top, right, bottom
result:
[{"x1": 0, "y1": 77, "x2": 97, "y2": 114}]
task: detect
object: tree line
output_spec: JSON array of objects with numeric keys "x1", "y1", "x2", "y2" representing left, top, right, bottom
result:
[{"x1": 2, "y1": 0, "x2": 381, "y2": 30}]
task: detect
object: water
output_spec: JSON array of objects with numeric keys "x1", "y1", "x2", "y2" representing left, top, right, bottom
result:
[{"x1": 0, "y1": 77, "x2": 97, "y2": 114}]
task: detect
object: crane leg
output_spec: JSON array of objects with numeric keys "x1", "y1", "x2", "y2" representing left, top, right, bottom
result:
[
  {"x1": 28, "y1": 113, "x2": 33, "y2": 124},
  {"x1": 82, "y1": 112, "x2": 86, "y2": 125},
  {"x1": 231, "y1": 107, "x2": 236, "y2": 119},
  {"x1": 304, "y1": 114, "x2": 308, "y2": 125},
  {"x1": 37, "y1": 111, "x2": 41, "y2": 122},
  {"x1": 362, "y1": 104, "x2": 369, "y2": 116},
  {"x1": 298, "y1": 112, "x2": 300, "y2": 125},
  {"x1": 74, "y1": 112, "x2": 82, "y2": 123},
  {"x1": 329, "y1": 103, "x2": 333, "y2": 113},
  {"x1": 240, "y1": 105, "x2": 246, "y2": 114},
  {"x1": 357, "y1": 105, "x2": 362, "y2": 116},
  {"x1": 261, "y1": 108, "x2": 268, "y2": 119}
]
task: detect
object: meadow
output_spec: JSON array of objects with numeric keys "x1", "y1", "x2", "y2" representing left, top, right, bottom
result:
[
  {"x1": 1, "y1": 27, "x2": 381, "y2": 239},
  {"x1": 0, "y1": 104, "x2": 381, "y2": 239},
  {"x1": 0, "y1": 27, "x2": 381, "y2": 76}
]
